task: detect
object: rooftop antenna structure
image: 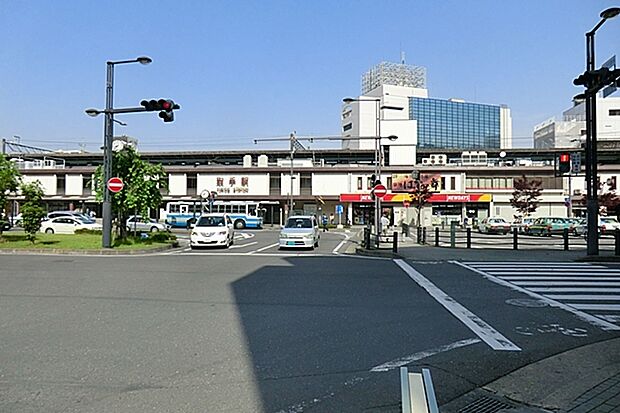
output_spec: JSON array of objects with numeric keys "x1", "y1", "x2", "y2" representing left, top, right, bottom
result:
[
  {"x1": 400, "y1": 50, "x2": 406, "y2": 64},
  {"x1": 362, "y1": 60, "x2": 426, "y2": 94}
]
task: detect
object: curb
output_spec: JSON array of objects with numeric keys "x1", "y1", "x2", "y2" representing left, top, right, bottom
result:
[
  {"x1": 354, "y1": 247, "x2": 403, "y2": 259},
  {"x1": 0, "y1": 242, "x2": 179, "y2": 256}
]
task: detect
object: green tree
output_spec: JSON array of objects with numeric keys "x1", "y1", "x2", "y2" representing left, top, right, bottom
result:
[
  {"x1": 93, "y1": 146, "x2": 168, "y2": 239},
  {"x1": 410, "y1": 181, "x2": 433, "y2": 228},
  {"x1": 0, "y1": 154, "x2": 22, "y2": 236},
  {"x1": 510, "y1": 175, "x2": 542, "y2": 218},
  {"x1": 20, "y1": 181, "x2": 46, "y2": 244}
]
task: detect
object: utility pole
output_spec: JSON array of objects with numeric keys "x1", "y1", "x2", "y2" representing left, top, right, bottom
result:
[{"x1": 289, "y1": 132, "x2": 296, "y2": 218}]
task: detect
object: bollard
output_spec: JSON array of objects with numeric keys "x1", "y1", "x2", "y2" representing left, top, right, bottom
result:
[
  {"x1": 393, "y1": 231, "x2": 398, "y2": 253},
  {"x1": 450, "y1": 221, "x2": 456, "y2": 248},
  {"x1": 363, "y1": 228, "x2": 370, "y2": 249},
  {"x1": 513, "y1": 228, "x2": 518, "y2": 250},
  {"x1": 417, "y1": 226, "x2": 422, "y2": 244},
  {"x1": 563, "y1": 228, "x2": 569, "y2": 251},
  {"x1": 435, "y1": 226, "x2": 440, "y2": 247},
  {"x1": 616, "y1": 229, "x2": 620, "y2": 256},
  {"x1": 466, "y1": 227, "x2": 471, "y2": 249},
  {"x1": 422, "y1": 227, "x2": 427, "y2": 244}
]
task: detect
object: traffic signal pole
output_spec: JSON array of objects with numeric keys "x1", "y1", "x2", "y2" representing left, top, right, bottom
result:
[
  {"x1": 585, "y1": 30, "x2": 599, "y2": 256},
  {"x1": 102, "y1": 62, "x2": 114, "y2": 248}
]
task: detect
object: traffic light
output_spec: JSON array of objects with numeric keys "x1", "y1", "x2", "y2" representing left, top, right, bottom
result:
[
  {"x1": 573, "y1": 68, "x2": 620, "y2": 92},
  {"x1": 558, "y1": 153, "x2": 571, "y2": 174},
  {"x1": 140, "y1": 99, "x2": 180, "y2": 122}
]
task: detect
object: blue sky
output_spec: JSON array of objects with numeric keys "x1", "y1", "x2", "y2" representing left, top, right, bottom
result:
[{"x1": 1, "y1": 1, "x2": 619, "y2": 152}]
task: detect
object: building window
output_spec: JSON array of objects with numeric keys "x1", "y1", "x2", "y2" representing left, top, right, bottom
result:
[
  {"x1": 56, "y1": 174, "x2": 66, "y2": 195},
  {"x1": 450, "y1": 176, "x2": 456, "y2": 190},
  {"x1": 386, "y1": 176, "x2": 392, "y2": 190},
  {"x1": 187, "y1": 173, "x2": 197, "y2": 196},
  {"x1": 82, "y1": 175, "x2": 92, "y2": 196},
  {"x1": 441, "y1": 177, "x2": 446, "y2": 190},
  {"x1": 610, "y1": 109, "x2": 620, "y2": 116},
  {"x1": 270, "y1": 174, "x2": 281, "y2": 196},
  {"x1": 357, "y1": 177, "x2": 363, "y2": 190},
  {"x1": 343, "y1": 123, "x2": 353, "y2": 132},
  {"x1": 367, "y1": 177, "x2": 373, "y2": 189}
]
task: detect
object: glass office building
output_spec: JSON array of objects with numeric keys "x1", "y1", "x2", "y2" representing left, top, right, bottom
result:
[{"x1": 410, "y1": 97, "x2": 501, "y2": 149}]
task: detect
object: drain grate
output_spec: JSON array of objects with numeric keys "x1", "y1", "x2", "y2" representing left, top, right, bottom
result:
[{"x1": 458, "y1": 396, "x2": 515, "y2": 413}]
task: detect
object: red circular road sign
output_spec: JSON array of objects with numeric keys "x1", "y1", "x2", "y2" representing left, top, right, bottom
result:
[
  {"x1": 372, "y1": 184, "x2": 388, "y2": 199},
  {"x1": 107, "y1": 177, "x2": 124, "y2": 193}
]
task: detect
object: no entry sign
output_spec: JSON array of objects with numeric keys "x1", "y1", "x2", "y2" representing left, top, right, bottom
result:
[
  {"x1": 372, "y1": 183, "x2": 388, "y2": 199},
  {"x1": 107, "y1": 177, "x2": 124, "y2": 193}
]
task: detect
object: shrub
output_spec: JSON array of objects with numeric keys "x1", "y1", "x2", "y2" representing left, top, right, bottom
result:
[{"x1": 75, "y1": 229, "x2": 103, "y2": 235}]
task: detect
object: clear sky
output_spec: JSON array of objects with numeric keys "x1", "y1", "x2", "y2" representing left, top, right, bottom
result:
[{"x1": 1, "y1": 1, "x2": 619, "y2": 152}]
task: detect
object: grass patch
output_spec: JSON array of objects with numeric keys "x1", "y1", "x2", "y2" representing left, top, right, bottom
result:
[{"x1": 0, "y1": 231, "x2": 176, "y2": 250}]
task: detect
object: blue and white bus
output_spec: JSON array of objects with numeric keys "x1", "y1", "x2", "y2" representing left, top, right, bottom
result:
[{"x1": 164, "y1": 200, "x2": 264, "y2": 229}]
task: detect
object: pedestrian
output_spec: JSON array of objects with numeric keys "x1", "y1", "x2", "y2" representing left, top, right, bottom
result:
[
  {"x1": 322, "y1": 214, "x2": 329, "y2": 232},
  {"x1": 380, "y1": 214, "x2": 390, "y2": 236},
  {"x1": 329, "y1": 213, "x2": 335, "y2": 225}
]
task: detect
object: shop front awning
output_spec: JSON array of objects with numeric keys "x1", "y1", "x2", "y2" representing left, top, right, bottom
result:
[{"x1": 340, "y1": 193, "x2": 492, "y2": 203}]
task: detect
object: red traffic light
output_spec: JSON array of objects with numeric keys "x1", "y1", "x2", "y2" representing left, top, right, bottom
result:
[{"x1": 559, "y1": 153, "x2": 570, "y2": 163}]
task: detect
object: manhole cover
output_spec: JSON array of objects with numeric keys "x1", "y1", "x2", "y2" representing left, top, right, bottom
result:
[
  {"x1": 505, "y1": 298, "x2": 548, "y2": 308},
  {"x1": 458, "y1": 396, "x2": 515, "y2": 413}
]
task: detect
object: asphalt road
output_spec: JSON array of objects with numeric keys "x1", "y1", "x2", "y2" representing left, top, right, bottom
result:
[{"x1": 2, "y1": 235, "x2": 620, "y2": 412}]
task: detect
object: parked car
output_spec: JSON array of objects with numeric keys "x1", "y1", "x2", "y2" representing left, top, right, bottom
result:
[
  {"x1": 126, "y1": 215, "x2": 171, "y2": 233},
  {"x1": 46, "y1": 211, "x2": 95, "y2": 223},
  {"x1": 477, "y1": 217, "x2": 511, "y2": 235},
  {"x1": 0, "y1": 213, "x2": 11, "y2": 231},
  {"x1": 572, "y1": 218, "x2": 587, "y2": 236},
  {"x1": 40, "y1": 216, "x2": 103, "y2": 234},
  {"x1": 600, "y1": 216, "x2": 620, "y2": 235},
  {"x1": 279, "y1": 215, "x2": 320, "y2": 249},
  {"x1": 189, "y1": 213, "x2": 234, "y2": 249},
  {"x1": 512, "y1": 217, "x2": 535, "y2": 234},
  {"x1": 527, "y1": 217, "x2": 574, "y2": 236}
]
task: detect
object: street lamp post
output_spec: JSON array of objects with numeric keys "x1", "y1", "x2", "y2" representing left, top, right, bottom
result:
[
  {"x1": 100, "y1": 56, "x2": 152, "y2": 248},
  {"x1": 583, "y1": 8, "x2": 620, "y2": 256}
]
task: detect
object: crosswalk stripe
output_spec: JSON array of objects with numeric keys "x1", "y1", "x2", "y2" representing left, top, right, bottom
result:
[
  {"x1": 511, "y1": 281, "x2": 620, "y2": 286},
  {"x1": 571, "y1": 304, "x2": 620, "y2": 311},
  {"x1": 545, "y1": 295, "x2": 620, "y2": 301},
  {"x1": 500, "y1": 277, "x2": 620, "y2": 281},
  {"x1": 529, "y1": 288, "x2": 620, "y2": 293},
  {"x1": 452, "y1": 261, "x2": 620, "y2": 331},
  {"x1": 473, "y1": 266, "x2": 609, "y2": 270}
]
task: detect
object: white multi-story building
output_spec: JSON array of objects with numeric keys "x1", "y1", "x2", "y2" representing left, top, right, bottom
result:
[
  {"x1": 341, "y1": 62, "x2": 513, "y2": 163},
  {"x1": 534, "y1": 95, "x2": 620, "y2": 149}
]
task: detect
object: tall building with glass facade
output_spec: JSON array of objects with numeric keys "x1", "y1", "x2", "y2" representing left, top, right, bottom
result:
[{"x1": 410, "y1": 97, "x2": 504, "y2": 149}]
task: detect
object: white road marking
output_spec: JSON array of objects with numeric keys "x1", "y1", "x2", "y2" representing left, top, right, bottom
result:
[
  {"x1": 487, "y1": 271, "x2": 620, "y2": 276},
  {"x1": 229, "y1": 241, "x2": 258, "y2": 249},
  {"x1": 247, "y1": 242, "x2": 279, "y2": 254},
  {"x1": 546, "y1": 295, "x2": 620, "y2": 301},
  {"x1": 571, "y1": 304, "x2": 620, "y2": 311},
  {"x1": 511, "y1": 281, "x2": 620, "y2": 287},
  {"x1": 236, "y1": 232, "x2": 254, "y2": 240},
  {"x1": 453, "y1": 261, "x2": 620, "y2": 331},
  {"x1": 332, "y1": 232, "x2": 351, "y2": 255},
  {"x1": 529, "y1": 288, "x2": 620, "y2": 293},
  {"x1": 394, "y1": 259, "x2": 521, "y2": 351},
  {"x1": 502, "y1": 277, "x2": 620, "y2": 281},
  {"x1": 370, "y1": 338, "x2": 481, "y2": 372}
]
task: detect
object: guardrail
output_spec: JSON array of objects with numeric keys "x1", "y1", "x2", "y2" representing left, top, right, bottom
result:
[
  {"x1": 420, "y1": 224, "x2": 620, "y2": 254},
  {"x1": 400, "y1": 367, "x2": 439, "y2": 413}
]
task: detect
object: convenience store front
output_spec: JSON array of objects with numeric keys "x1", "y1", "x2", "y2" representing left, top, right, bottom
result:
[{"x1": 340, "y1": 193, "x2": 492, "y2": 226}]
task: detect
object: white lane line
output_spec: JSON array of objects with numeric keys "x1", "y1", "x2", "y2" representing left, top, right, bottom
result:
[
  {"x1": 489, "y1": 271, "x2": 620, "y2": 276},
  {"x1": 471, "y1": 265, "x2": 608, "y2": 269},
  {"x1": 463, "y1": 262, "x2": 601, "y2": 265},
  {"x1": 529, "y1": 288, "x2": 620, "y2": 293},
  {"x1": 332, "y1": 233, "x2": 351, "y2": 255},
  {"x1": 247, "y1": 242, "x2": 279, "y2": 254},
  {"x1": 453, "y1": 261, "x2": 620, "y2": 331},
  {"x1": 370, "y1": 338, "x2": 481, "y2": 372},
  {"x1": 181, "y1": 252, "x2": 330, "y2": 257},
  {"x1": 229, "y1": 241, "x2": 258, "y2": 249},
  {"x1": 546, "y1": 295, "x2": 620, "y2": 301},
  {"x1": 394, "y1": 259, "x2": 521, "y2": 351},
  {"x1": 237, "y1": 232, "x2": 255, "y2": 240}
]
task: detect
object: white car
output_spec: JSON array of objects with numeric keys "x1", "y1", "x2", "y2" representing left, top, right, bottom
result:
[
  {"x1": 190, "y1": 213, "x2": 235, "y2": 249},
  {"x1": 126, "y1": 215, "x2": 171, "y2": 233},
  {"x1": 40, "y1": 216, "x2": 103, "y2": 234},
  {"x1": 600, "y1": 216, "x2": 620, "y2": 235},
  {"x1": 478, "y1": 217, "x2": 512, "y2": 235},
  {"x1": 279, "y1": 215, "x2": 320, "y2": 249}
]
